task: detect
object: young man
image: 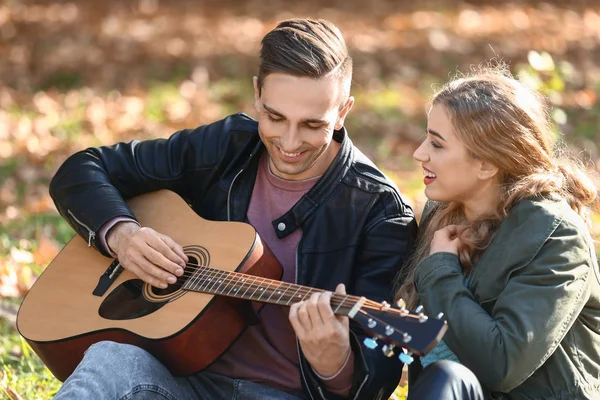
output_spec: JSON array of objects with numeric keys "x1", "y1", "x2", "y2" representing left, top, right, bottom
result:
[{"x1": 50, "y1": 19, "x2": 417, "y2": 400}]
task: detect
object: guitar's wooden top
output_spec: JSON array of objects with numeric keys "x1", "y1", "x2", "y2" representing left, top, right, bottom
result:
[{"x1": 17, "y1": 190, "x2": 258, "y2": 342}]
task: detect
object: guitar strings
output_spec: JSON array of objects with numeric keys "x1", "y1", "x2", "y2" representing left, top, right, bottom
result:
[
  {"x1": 151, "y1": 262, "x2": 415, "y2": 315},
  {"x1": 175, "y1": 266, "x2": 427, "y2": 337},
  {"x1": 179, "y1": 263, "x2": 361, "y2": 310}
]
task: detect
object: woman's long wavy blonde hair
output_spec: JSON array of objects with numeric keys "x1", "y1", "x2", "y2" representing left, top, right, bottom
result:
[{"x1": 395, "y1": 64, "x2": 599, "y2": 309}]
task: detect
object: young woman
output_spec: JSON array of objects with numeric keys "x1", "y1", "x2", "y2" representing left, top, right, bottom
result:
[{"x1": 397, "y1": 65, "x2": 600, "y2": 400}]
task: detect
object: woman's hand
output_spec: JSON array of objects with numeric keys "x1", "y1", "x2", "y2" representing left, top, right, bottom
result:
[{"x1": 430, "y1": 225, "x2": 463, "y2": 255}]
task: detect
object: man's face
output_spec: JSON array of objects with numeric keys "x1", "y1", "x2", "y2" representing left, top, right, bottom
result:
[{"x1": 253, "y1": 73, "x2": 353, "y2": 181}]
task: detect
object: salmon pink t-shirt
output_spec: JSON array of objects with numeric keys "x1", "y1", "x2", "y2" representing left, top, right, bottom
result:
[{"x1": 207, "y1": 153, "x2": 354, "y2": 396}]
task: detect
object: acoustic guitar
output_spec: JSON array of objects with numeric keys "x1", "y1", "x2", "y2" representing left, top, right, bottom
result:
[{"x1": 17, "y1": 190, "x2": 447, "y2": 382}]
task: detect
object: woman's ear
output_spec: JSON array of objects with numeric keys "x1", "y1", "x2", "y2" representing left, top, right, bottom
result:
[{"x1": 477, "y1": 160, "x2": 499, "y2": 181}]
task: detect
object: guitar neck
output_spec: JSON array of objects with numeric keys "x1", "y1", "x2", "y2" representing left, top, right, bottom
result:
[{"x1": 182, "y1": 265, "x2": 361, "y2": 316}]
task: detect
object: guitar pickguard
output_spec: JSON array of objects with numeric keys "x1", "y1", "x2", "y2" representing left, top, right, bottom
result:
[{"x1": 98, "y1": 279, "x2": 169, "y2": 320}]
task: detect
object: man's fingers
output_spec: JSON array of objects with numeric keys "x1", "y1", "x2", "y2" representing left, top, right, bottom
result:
[
  {"x1": 158, "y1": 233, "x2": 188, "y2": 268},
  {"x1": 296, "y1": 298, "x2": 314, "y2": 330},
  {"x1": 126, "y1": 256, "x2": 172, "y2": 288},
  {"x1": 289, "y1": 302, "x2": 306, "y2": 337},
  {"x1": 317, "y1": 291, "x2": 335, "y2": 322},
  {"x1": 306, "y1": 292, "x2": 327, "y2": 326},
  {"x1": 144, "y1": 234, "x2": 185, "y2": 277}
]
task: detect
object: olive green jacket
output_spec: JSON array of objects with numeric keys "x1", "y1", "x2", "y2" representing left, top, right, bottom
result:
[{"x1": 414, "y1": 198, "x2": 600, "y2": 399}]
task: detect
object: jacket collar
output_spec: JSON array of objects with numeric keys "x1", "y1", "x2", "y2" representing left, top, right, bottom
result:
[
  {"x1": 469, "y1": 197, "x2": 567, "y2": 302},
  {"x1": 271, "y1": 127, "x2": 353, "y2": 239}
]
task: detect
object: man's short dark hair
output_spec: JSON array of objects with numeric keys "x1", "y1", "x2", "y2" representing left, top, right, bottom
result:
[{"x1": 257, "y1": 19, "x2": 353, "y2": 105}]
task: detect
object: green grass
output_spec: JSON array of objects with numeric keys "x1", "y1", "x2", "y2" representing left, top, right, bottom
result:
[{"x1": 0, "y1": 318, "x2": 61, "y2": 399}]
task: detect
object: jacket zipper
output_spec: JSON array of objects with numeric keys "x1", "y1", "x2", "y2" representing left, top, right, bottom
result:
[
  {"x1": 67, "y1": 209, "x2": 96, "y2": 247},
  {"x1": 227, "y1": 169, "x2": 244, "y2": 221}
]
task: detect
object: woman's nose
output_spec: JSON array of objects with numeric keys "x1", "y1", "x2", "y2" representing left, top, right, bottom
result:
[{"x1": 413, "y1": 141, "x2": 429, "y2": 162}]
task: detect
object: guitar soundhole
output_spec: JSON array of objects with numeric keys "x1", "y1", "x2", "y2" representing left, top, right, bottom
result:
[{"x1": 98, "y1": 246, "x2": 210, "y2": 320}]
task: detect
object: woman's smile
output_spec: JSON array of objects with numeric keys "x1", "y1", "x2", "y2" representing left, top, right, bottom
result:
[{"x1": 423, "y1": 167, "x2": 437, "y2": 185}]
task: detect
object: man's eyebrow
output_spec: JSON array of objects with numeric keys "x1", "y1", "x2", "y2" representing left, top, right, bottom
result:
[
  {"x1": 263, "y1": 104, "x2": 328, "y2": 124},
  {"x1": 427, "y1": 129, "x2": 446, "y2": 141},
  {"x1": 263, "y1": 104, "x2": 284, "y2": 117}
]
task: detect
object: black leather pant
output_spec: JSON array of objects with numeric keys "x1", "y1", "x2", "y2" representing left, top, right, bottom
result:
[{"x1": 408, "y1": 360, "x2": 485, "y2": 400}]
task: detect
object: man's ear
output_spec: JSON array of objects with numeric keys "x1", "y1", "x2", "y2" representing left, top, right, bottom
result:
[
  {"x1": 478, "y1": 160, "x2": 499, "y2": 181},
  {"x1": 253, "y1": 76, "x2": 261, "y2": 114},
  {"x1": 334, "y1": 96, "x2": 355, "y2": 130}
]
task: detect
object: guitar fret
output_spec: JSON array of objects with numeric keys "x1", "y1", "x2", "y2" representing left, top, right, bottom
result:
[
  {"x1": 208, "y1": 269, "x2": 227, "y2": 294},
  {"x1": 276, "y1": 283, "x2": 291, "y2": 304},
  {"x1": 253, "y1": 277, "x2": 268, "y2": 301},
  {"x1": 286, "y1": 286, "x2": 302, "y2": 305},
  {"x1": 301, "y1": 288, "x2": 315, "y2": 301},
  {"x1": 234, "y1": 278, "x2": 247, "y2": 296},
  {"x1": 265, "y1": 282, "x2": 283, "y2": 303},
  {"x1": 247, "y1": 276, "x2": 262, "y2": 300},
  {"x1": 197, "y1": 268, "x2": 214, "y2": 291},
  {"x1": 256, "y1": 282, "x2": 271, "y2": 301},
  {"x1": 333, "y1": 295, "x2": 347, "y2": 314},
  {"x1": 226, "y1": 274, "x2": 241, "y2": 296},
  {"x1": 192, "y1": 268, "x2": 212, "y2": 290},
  {"x1": 239, "y1": 276, "x2": 254, "y2": 299},
  {"x1": 196, "y1": 269, "x2": 213, "y2": 291},
  {"x1": 225, "y1": 273, "x2": 239, "y2": 296},
  {"x1": 183, "y1": 267, "x2": 200, "y2": 290}
]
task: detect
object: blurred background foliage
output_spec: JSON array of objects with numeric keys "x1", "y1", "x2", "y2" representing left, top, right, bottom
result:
[{"x1": 1, "y1": 0, "x2": 600, "y2": 398}]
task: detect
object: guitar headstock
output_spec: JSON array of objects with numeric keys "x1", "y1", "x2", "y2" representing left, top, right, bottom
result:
[{"x1": 351, "y1": 301, "x2": 447, "y2": 362}]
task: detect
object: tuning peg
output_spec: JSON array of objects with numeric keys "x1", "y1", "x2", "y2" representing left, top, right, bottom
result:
[
  {"x1": 415, "y1": 305, "x2": 423, "y2": 313},
  {"x1": 380, "y1": 301, "x2": 391, "y2": 309},
  {"x1": 437, "y1": 312, "x2": 445, "y2": 319},
  {"x1": 395, "y1": 298, "x2": 406, "y2": 309},
  {"x1": 398, "y1": 351, "x2": 414, "y2": 365},
  {"x1": 382, "y1": 344, "x2": 395, "y2": 357},
  {"x1": 363, "y1": 337, "x2": 378, "y2": 349}
]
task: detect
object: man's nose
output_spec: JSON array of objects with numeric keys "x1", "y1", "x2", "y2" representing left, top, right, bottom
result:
[{"x1": 280, "y1": 125, "x2": 301, "y2": 151}]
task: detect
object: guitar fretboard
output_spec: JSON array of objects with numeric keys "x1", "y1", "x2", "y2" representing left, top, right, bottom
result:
[{"x1": 182, "y1": 265, "x2": 360, "y2": 316}]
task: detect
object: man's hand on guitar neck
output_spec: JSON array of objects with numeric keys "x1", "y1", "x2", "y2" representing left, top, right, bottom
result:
[
  {"x1": 289, "y1": 283, "x2": 353, "y2": 379},
  {"x1": 107, "y1": 221, "x2": 188, "y2": 289}
]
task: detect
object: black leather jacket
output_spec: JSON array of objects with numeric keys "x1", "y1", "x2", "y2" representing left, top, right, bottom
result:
[{"x1": 49, "y1": 113, "x2": 418, "y2": 400}]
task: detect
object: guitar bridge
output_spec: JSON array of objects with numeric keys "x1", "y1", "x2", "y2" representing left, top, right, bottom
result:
[{"x1": 92, "y1": 260, "x2": 123, "y2": 296}]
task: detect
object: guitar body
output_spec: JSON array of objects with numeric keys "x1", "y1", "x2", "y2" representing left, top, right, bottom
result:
[{"x1": 17, "y1": 190, "x2": 282, "y2": 382}]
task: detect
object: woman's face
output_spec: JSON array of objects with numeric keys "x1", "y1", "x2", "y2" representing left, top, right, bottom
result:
[{"x1": 413, "y1": 103, "x2": 497, "y2": 214}]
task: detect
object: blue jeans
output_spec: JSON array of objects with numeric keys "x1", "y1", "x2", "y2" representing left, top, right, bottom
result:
[
  {"x1": 53, "y1": 341, "x2": 306, "y2": 400},
  {"x1": 408, "y1": 360, "x2": 485, "y2": 400}
]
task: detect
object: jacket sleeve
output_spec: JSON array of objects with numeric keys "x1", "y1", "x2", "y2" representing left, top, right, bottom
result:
[
  {"x1": 49, "y1": 115, "x2": 240, "y2": 257},
  {"x1": 413, "y1": 218, "x2": 593, "y2": 392},
  {"x1": 300, "y1": 211, "x2": 418, "y2": 400}
]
